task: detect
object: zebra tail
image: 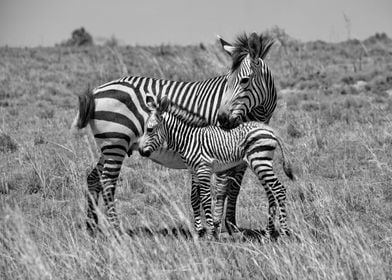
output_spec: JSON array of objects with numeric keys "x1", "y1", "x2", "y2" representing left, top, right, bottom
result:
[
  {"x1": 70, "y1": 88, "x2": 95, "y2": 135},
  {"x1": 275, "y1": 134, "x2": 295, "y2": 181}
]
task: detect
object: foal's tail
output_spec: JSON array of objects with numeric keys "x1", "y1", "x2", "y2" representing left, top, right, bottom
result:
[
  {"x1": 275, "y1": 134, "x2": 295, "y2": 181},
  {"x1": 70, "y1": 87, "x2": 95, "y2": 136}
]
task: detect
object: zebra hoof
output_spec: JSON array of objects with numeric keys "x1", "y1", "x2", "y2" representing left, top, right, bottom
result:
[
  {"x1": 279, "y1": 228, "x2": 302, "y2": 243},
  {"x1": 86, "y1": 221, "x2": 100, "y2": 237},
  {"x1": 267, "y1": 229, "x2": 280, "y2": 242},
  {"x1": 197, "y1": 227, "x2": 207, "y2": 238},
  {"x1": 279, "y1": 228, "x2": 292, "y2": 237},
  {"x1": 211, "y1": 228, "x2": 220, "y2": 241}
]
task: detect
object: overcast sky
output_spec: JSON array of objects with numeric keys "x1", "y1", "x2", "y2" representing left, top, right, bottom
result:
[{"x1": 0, "y1": 0, "x2": 391, "y2": 47}]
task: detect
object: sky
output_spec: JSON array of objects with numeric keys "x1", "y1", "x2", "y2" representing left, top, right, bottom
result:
[{"x1": 0, "y1": 0, "x2": 391, "y2": 47}]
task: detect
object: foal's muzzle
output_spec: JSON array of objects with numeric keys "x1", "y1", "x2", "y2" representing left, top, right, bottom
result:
[
  {"x1": 139, "y1": 148, "x2": 152, "y2": 157},
  {"x1": 217, "y1": 111, "x2": 243, "y2": 129}
]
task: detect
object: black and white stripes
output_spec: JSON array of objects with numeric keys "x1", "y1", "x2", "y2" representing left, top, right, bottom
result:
[
  {"x1": 139, "y1": 97, "x2": 294, "y2": 239},
  {"x1": 71, "y1": 32, "x2": 278, "y2": 235}
]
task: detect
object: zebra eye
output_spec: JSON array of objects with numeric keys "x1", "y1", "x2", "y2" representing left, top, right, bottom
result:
[
  {"x1": 240, "y1": 77, "x2": 250, "y2": 86},
  {"x1": 146, "y1": 127, "x2": 154, "y2": 133}
]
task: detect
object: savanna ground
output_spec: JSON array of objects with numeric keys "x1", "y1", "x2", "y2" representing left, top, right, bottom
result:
[{"x1": 1, "y1": 29, "x2": 392, "y2": 279}]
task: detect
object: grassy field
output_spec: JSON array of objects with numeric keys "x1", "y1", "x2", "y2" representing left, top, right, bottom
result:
[{"x1": 1, "y1": 31, "x2": 392, "y2": 279}]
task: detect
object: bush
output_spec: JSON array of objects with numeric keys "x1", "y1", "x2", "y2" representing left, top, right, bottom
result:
[{"x1": 60, "y1": 27, "x2": 93, "y2": 47}]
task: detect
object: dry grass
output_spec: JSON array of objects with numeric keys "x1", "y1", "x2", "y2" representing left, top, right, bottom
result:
[{"x1": 1, "y1": 32, "x2": 392, "y2": 279}]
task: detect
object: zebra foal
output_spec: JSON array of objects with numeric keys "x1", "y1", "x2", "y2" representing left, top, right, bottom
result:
[{"x1": 139, "y1": 95, "x2": 294, "y2": 239}]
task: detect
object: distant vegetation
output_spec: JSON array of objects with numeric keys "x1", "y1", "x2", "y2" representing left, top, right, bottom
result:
[
  {"x1": 0, "y1": 28, "x2": 391, "y2": 279},
  {"x1": 59, "y1": 27, "x2": 94, "y2": 47}
]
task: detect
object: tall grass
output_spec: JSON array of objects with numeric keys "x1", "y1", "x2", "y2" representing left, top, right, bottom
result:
[{"x1": 1, "y1": 32, "x2": 392, "y2": 279}]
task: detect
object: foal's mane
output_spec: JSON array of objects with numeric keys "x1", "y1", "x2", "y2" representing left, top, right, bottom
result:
[
  {"x1": 163, "y1": 101, "x2": 209, "y2": 128},
  {"x1": 231, "y1": 32, "x2": 275, "y2": 71}
]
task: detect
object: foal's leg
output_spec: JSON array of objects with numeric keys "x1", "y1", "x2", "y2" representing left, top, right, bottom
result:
[
  {"x1": 214, "y1": 164, "x2": 247, "y2": 234},
  {"x1": 196, "y1": 166, "x2": 215, "y2": 239},
  {"x1": 270, "y1": 180, "x2": 290, "y2": 236},
  {"x1": 225, "y1": 164, "x2": 247, "y2": 232},
  {"x1": 213, "y1": 172, "x2": 228, "y2": 231},
  {"x1": 190, "y1": 173, "x2": 203, "y2": 235},
  {"x1": 246, "y1": 158, "x2": 279, "y2": 239}
]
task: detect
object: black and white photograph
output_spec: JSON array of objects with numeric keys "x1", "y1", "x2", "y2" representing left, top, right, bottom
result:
[{"x1": 1, "y1": 0, "x2": 391, "y2": 279}]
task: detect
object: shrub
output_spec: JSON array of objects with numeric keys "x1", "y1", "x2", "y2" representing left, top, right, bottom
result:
[
  {"x1": 60, "y1": 27, "x2": 93, "y2": 47},
  {"x1": 104, "y1": 35, "x2": 119, "y2": 47}
]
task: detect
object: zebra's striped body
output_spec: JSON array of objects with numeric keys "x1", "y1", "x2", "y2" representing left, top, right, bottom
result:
[
  {"x1": 139, "y1": 97, "x2": 294, "y2": 238},
  {"x1": 71, "y1": 32, "x2": 278, "y2": 235}
]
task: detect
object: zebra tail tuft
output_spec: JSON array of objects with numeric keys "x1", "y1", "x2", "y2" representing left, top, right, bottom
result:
[
  {"x1": 283, "y1": 160, "x2": 295, "y2": 181},
  {"x1": 70, "y1": 88, "x2": 95, "y2": 136},
  {"x1": 275, "y1": 134, "x2": 295, "y2": 181}
]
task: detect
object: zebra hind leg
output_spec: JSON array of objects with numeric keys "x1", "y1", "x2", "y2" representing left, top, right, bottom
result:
[
  {"x1": 247, "y1": 159, "x2": 280, "y2": 240},
  {"x1": 266, "y1": 196, "x2": 279, "y2": 241},
  {"x1": 264, "y1": 180, "x2": 290, "y2": 240},
  {"x1": 272, "y1": 180, "x2": 291, "y2": 237},
  {"x1": 100, "y1": 152, "x2": 126, "y2": 235},
  {"x1": 86, "y1": 156, "x2": 104, "y2": 236}
]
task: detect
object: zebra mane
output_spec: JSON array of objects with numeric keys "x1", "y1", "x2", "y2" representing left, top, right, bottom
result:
[
  {"x1": 231, "y1": 32, "x2": 274, "y2": 71},
  {"x1": 163, "y1": 101, "x2": 209, "y2": 128}
]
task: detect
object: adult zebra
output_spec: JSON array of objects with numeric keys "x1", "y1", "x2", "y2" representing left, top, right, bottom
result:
[
  {"x1": 71, "y1": 32, "x2": 277, "y2": 235},
  {"x1": 138, "y1": 96, "x2": 293, "y2": 239}
]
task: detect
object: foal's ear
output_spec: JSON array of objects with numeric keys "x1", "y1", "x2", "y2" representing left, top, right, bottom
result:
[
  {"x1": 159, "y1": 95, "x2": 170, "y2": 112},
  {"x1": 145, "y1": 93, "x2": 158, "y2": 111}
]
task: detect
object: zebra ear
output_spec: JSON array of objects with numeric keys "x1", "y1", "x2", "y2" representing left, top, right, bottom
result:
[
  {"x1": 159, "y1": 95, "x2": 170, "y2": 113},
  {"x1": 217, "y1": 35, "x2": 235, "y2": 56},
  {"x1": 145, "y1": 94, "x2": 157, "y2": 111}
]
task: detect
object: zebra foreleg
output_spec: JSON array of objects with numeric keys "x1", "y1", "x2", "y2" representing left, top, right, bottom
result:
[
  {"x1": 190, "y1": 173, "x2": 203, "y2": 235},
  {"x1": 213, "y1": 172, "x2": 228, "y2": 232},
  {"x1": 223, "y1": 164, "x2": 247, "y2": 232},
  {"x1": 86, "y1": 156, "x2": 104, "y2": 236},
  {"x1": 196, "y1": 167, "x2": 216, "y2": 239}
]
